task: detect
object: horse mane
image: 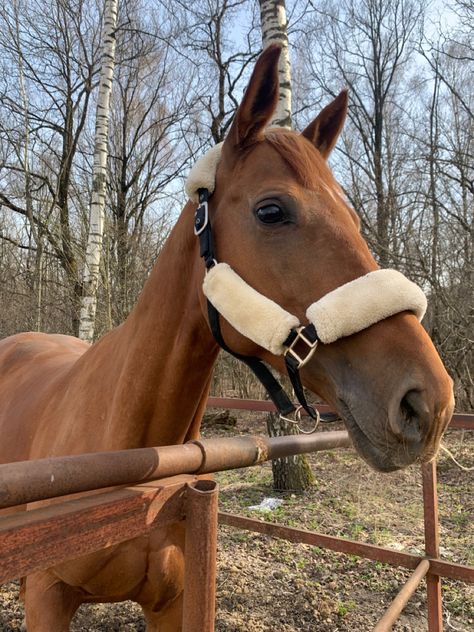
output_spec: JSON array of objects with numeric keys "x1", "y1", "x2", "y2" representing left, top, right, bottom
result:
[{"x1": 263, "y1": 128, "x2": 327, "y2": 190}]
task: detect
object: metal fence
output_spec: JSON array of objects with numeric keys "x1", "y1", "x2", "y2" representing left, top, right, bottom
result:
[
  {"x1": 0, "y1": 398, "x2": 472, "y2": 631},
  {"x1": 210, "y1": 398, "x2": 473, "y2": 631}
]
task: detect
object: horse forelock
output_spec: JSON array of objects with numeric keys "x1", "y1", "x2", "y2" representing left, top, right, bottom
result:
[{"x1": 263, "y1": 129, "x2": 328, "y2": 190}]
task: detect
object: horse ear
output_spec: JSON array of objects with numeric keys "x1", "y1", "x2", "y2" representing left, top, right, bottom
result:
[
  {"x1": 227, "y1": 45, "x2": 281, "y2": 149},
  {"x1": 301, "y1": 90, "x2": 348, "y2": 159}
]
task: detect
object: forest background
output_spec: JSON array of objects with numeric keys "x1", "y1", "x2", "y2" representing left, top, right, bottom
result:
[{"x1": 0, "y1": 0, "x2": 472, "y2": 410}]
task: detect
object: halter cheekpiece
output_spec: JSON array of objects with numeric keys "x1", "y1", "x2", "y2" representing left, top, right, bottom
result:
[{"x1": 187, "y1": 144, "x2": 427, "y2": 426}]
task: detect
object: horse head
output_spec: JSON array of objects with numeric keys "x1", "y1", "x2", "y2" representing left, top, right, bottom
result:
[{"x1": 188, "y1": 45, "x2": 454, "y2": 472}]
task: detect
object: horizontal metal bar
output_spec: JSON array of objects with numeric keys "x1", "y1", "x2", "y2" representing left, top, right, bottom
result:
[
  {"x1": 428, "y1": 559, "x2": 474, "y2": 583},
  {"x1": 1, "y1": 399, "x2": 469, "y2": 510},
  {"x1": 218, "y1": 513, "x2": 474, "y2": 583},
  {"x1": 0, "y1": 443, "x2": 202, "y2": 510},
  {"x1": 373, "y1": 560, "x2": 430, "y2": 631},
  {"x1": 207, "y1": 397, "x2": 332, "y2": 414},
  {"x1": 0, "y1": 476, "x2": 194, "y2": 584},
  {"x1": 449, "y1": 414, "x2": 474, "y2": 429},
  {"x1": 207, "y1": 398, "x2": 473, "y2": 429},
  {"x1": 0, "y1": 431, "x2": 351, "y2": 509}
]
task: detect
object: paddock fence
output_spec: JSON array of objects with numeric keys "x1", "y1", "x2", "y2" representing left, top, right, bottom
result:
[{"x1": 0, "y1": 398, "x2": 472, "y2": 631}]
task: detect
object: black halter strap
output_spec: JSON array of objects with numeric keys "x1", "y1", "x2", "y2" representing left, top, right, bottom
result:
[
  {"x1": 207, "y1": 301, "x2": 296, "y2": 416},
  {"x1": 195, "y1": 188, "x2": 320, "y2": 421}
]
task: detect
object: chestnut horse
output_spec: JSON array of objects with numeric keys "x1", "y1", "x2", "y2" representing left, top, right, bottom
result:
[{"x1": 0, "y1": 46, "x2": 453, "y2": 631}]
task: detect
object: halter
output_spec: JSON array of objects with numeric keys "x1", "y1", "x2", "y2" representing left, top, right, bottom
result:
[
  {"x1": 189, "y1": 145, "x2": 427, "y2": 427},
  {"x1": 195, "y1": 188, "x2": 320, "y2": 423}
]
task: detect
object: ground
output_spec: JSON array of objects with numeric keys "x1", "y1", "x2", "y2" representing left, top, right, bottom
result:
[{"x1": 0, "y1": 415, "x2": 472, "y2": 631}]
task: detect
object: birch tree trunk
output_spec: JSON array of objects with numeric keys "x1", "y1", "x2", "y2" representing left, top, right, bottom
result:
[
  {"x1": 259, "y1": 0, "x2": 291, "y2": 128},
  {"x1": 259, "y1": 1, "x2": 313, "y2": 490},
  {"x1": 78, "y1": 0, "x2": 118, "y2": 342}
]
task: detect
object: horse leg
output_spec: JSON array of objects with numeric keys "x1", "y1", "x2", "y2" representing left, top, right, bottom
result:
[
  {"x1": 23, "y1": 571, "x2": 82, "y2": 632},
  {"x1": 142, "y1": 593, "x2": 183, "y2": 632}
]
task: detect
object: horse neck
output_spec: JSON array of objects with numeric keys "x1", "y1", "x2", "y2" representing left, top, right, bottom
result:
[{"x1": 80, "y1": 202, "x2": 219, "y2": 449}]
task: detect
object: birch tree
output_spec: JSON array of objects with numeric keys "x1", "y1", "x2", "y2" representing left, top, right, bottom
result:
[
  {"x1": 79, "y1": 0, "x2": 118, "y2": 342},
  {"x1": 259, "y1": 0, "x2": 291, "y2": 128},
  {"x1": 258, "y1": 0, "x2": 313, "y2": 490}
]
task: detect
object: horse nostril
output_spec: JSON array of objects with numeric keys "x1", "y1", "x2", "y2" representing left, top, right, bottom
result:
[{"x1": 390, "y1": 389, "x2": 429, "y2": 444}]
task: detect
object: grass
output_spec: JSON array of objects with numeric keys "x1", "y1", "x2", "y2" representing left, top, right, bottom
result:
[{"x1": 336, "y1": 600, "x2": 357, "y2": 617}]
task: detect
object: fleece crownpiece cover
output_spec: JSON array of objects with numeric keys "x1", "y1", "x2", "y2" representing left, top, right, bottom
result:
[{"x1": 185, "y1": 143, "x2": 223, "y2": 202}]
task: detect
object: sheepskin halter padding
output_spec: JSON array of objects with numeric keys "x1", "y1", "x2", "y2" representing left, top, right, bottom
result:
[
  {"x1": 203, "y1": 263, "x2": 426, "y2": 354},
  {"x1": 186, "y1": 146, "x2": 427, "y2": 356},
  {"x1": 185, "y1": 143, "x2": 223, "y2": 203}
]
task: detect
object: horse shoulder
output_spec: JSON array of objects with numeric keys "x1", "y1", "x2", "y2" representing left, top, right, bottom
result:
[{"x1": 0, "y1": 332, "x2": 88, "y2": 463}]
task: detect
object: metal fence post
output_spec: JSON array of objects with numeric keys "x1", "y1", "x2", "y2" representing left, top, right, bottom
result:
[
  {"x1": 422, "y1": 461, "x2": 443, "y2": 631},
  {"x1": 182, "y1": 479, "x2": 219, "y2": 632}
]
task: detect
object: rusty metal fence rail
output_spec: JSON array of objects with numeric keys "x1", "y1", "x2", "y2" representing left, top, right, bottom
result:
[{"x1": 0, "y1": 398, "x2": 472, "y2": 631}]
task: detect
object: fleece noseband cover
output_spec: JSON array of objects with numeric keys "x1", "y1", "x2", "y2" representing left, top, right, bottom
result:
[
  {"x1": 203, "y1": 263, "x2": 300, "y2": 355},
  {"x1": 187, "y1": 145, "x2": 427, "y2": 356},
  {"x1": 203, "y1": 263, "x2": 426, "y2": 355},
  {"x1": 305, "y1": 269, "x2": 426, "y2": 344}
]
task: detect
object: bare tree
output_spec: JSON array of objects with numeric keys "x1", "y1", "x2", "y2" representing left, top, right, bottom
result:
[
  {"x1": 174, "y1": 0, "x2": 259, "y2": 144},
  {"x1": 79, "y1": 0, "x2": 119, "y2": 342},
  {"x1": 421, "y1": 0, "x2": 473, "y2": 121},
  {"x1": 299, "y1": 0, "x2": 425, "y2": 267},
  {"x1": 0, "y1": 0, "x2": 102, "y2": 334},
  {"x1": 101, "y1": 0, "x2": 194, "y2": 326},
  {"x1": 414, "y1": 46, "x2": 473, "y2": 408},
  {"x1": 7, "y1": 0, "x2": 45, "y2": 331}
]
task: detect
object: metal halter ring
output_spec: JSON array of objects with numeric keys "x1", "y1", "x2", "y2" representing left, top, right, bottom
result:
[
  {"x1": 284, "y1": 326, "x2": 319, "y2": 369},
  {"x1": 279, "y1": 405, "x2": 321, "y2": 434},
  {"x1": 205, "y1": 258, "x2": 218, "y2": 270}
]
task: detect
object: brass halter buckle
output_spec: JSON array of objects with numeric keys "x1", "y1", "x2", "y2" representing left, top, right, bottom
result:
[{"x1": 284, "y1": 326, "x2": 319, "y2": 369}]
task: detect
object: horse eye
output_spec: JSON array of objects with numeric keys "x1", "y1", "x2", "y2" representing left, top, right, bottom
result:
[{"x1": 255, "y1": 204, "x2": 285, "y2": 224}]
